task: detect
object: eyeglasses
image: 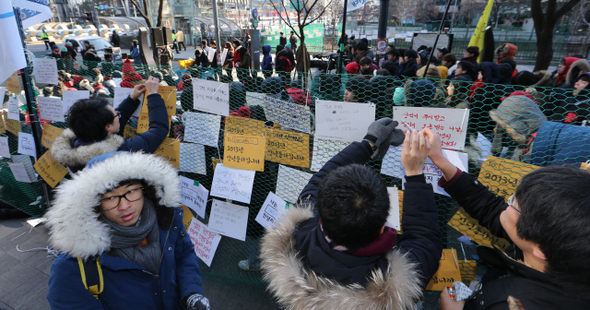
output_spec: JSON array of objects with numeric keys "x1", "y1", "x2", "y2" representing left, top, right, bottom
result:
[
  {"x1": 99, "y1": 187, "x2": 144, "y2": 211},
  {"x1": 507, "y1": 194, "x2": 521, "y2": 215},
  {"x1": 113, "y1": 111, "x2": 121, "y2": 120}
]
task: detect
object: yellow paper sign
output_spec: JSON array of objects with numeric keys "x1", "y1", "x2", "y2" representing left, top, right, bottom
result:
[
  {"x1": 33, "y1": 151, "x2": 68, "y2": 188},
  {"x1": 223, "y1": 134, "x2": 266, "y2": 171},
  {"x1": 180, "y1": 205, "x2": 195, "y2": 231},
  {"x1": 154, "y1": 138, "x2": 180, "y2": 168},
  {"x1": 225, "y1": 116, "x2": 265, "y2": 136},
  {"x1": 448, "y1": 207, "x2": 510, "y2": 250},
  {"x1": 41, "y1": 123, "x2": 64, "y2": 148},
  {"x1": 137, "y1": 86, "x2": 177, "y2": 134},
  {"x1": 6, "y1": 71, "x2": 21, "y2": 93},
  {"x1": 124, "y1": 125, "x2": 137, "y2": 138},
  {"x1": 426, "y1": 249, "x2": 462, "y2": 291},
  {"x1": 0, "y1": 114, "x2": 5, "y2": 134},
  {"x1": 479, "y1": 156, "x2": 540, "y2": 200},
  {"x1": 5, "y1": 118, "x2": 21, "y2": 135},
  {"x1": 264, "y1": 128, "x2": 310, "y2": 168},
  {"x1": 459, "y1": 260, "x2": 478, "y2": 285}
]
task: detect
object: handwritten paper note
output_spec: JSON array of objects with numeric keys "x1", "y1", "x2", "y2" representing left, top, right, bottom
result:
[
  {"x1": 18, "y1": 132, "x2": 37, "y2": 160},
  {"x1": 12, "y1": 154, "x2": 36, "y2": 181},
  {"x1": 188, "y1": 218, "x2": 222, "y2": 267},
  {"x1": 9, "y1": 163, "x2": 32, "y2": 183},
  {"x1": 276, "y1": 165, "x2": 313, "y2": 204},
  {"x1": 4, "y1": 116, "x2": 21, "y2": 136},
  {"x1": 113, "y1": 87, "x2": 143, "y2": 117},
  {"x1": 183, "y1": 112, "x2": 221, "y2": 148},
  {"x1": 33, "y1": 151, "x2": 68, "y2": 188},
  {"x1": 6, "y1": 72, "x2": 21, "y2": 93},
  {"x1": 208, "y1": 199, "x2": 249, "y2": 241},
  {"x1": 192, "y1": 79, "x2": 229, "y2": 116},
  {"x1": 154, "y1": 138, "x2": 180, "y2": 168},
  {"x1": 265, "y1": 128, "x2": 310, "y2": 168},
  {"x1": 386, "y1": 187, "x2": 401, "y2": 230},
  {"x1": 137, "y1": 86, "x2": 176, "y2": 133},
  {"x1": 393, "y1": 107, "x2": 469, "y2": 150},
  {"x1": 448, "y1": 208, "x2": 510, "y2": 250},
  {"x1": 263, "y1": 95, "x2": 311, "y2": 133},
  {"x1": 310, "y1": 138, "x2": 349, "y2": 172},
  {"x1": 210, "y1": 164, "x2": 256, "y2": 204},
  {"x1": 37, "y1": 96, "x2": 64, "y2": 122},
  {"x1": 8, "y1": 97, "x2": 20, "y2": 121},
  {"x1": 62, "y1": 90, "x2": 90, "y2": 115},
  {"x1": 0, "y1": 136, "x2": 10, "y2": 158},
  {"x1": 315, "y1": 100, "x2": 376, "y2": 142},
  {"x1": 223, "y1": 134, "x2": 266, "y2": 171},
  {"x1": 255, "y1": 192, "x2": 289, "y2": 229},
  {"x1": 478, "y1": 156, "x2": 540, "y2": 200},
  {"x1": 180, "y1": 176, "x2": 209, "y2": 218},
  {"x1": 40, "y1": 124, "x2": 64, "y2": 149},
  {"x1": 33, "y1": 58, "x2": 58, "y2": 85},
  {"x1": 426, "y1": 249, "x2": 462, "y2": 291},
  {"x1": 179, "y1": 142, "x2": 207, "y2": 175},
  {"x1": 225, "y1": 116, "x2": 265, "y2": 136}
]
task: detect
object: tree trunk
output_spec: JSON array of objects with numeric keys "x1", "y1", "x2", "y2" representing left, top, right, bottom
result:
[{"x1": 534, "y1": 28, "x2": 554, "y2": 71}]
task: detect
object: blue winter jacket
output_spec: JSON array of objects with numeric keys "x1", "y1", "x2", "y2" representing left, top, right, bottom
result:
[
  {"x1": 130, "y1": 46, "x2": 142, "y2": 64},
  {"x1": 47, "y1": 208, "x2": 202, "y2": 310},
  {"x1": 530, "y1": 121, "x2": 590, "y2": 166},
  {"x1": 261, "y1": 45, "x2": 273, "y2": 71}
]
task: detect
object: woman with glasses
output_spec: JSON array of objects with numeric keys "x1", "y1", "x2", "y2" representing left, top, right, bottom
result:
[{"x1": 46, "y1": 152, "x2": 210, "y2": 310}]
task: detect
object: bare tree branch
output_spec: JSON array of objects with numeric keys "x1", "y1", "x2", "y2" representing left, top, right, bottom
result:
[
  {"x1": 157, "y1": 0, "x2": 165, "y2": 27},
  {"x1": 129, "y1": 0, "x2": 152, "y2": 28},
  {"x1": 556, "y1": 0, "x2": 582, "y2": 19}
]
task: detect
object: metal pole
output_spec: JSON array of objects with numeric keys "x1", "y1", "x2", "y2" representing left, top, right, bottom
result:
[
  {"x1": 376, "y1": 0, "x2": 390, "y2": 64},
  {"x1": 213, "y1": 0, "x2": 222, "y2": 56},
  {"x1": 337, "y1": 0, "x2": 349, "y2": 74},
  {"x1": 422, "y1": 0, "x2": 453, "y2": 78}
]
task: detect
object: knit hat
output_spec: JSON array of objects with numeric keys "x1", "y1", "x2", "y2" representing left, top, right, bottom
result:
[
  {"x1": 501, "y1": 91, "x2": 535, "y2": 102},
  {"x1": 65, "y1": 41, "x2": 73, "y2": 47},
  {"x1": 346, "y1": 62, "x2": 359, "y2": 74},
  {"x1": 393, "y1": 87, "x2": 405, "y2": 106},
  {"x1": 285, "y1": 43, "x2": 292, "y2": 50},
  {"x1": 52, "y1": 46, "x2": 60, "y2": 52},
  {"x1": 511, "y1": 71, "x2": 538, "y2": 86},
  {"x1": 122, "y1": 58, "x2": 134, "y2": 73},
  {"x1": 60, "y1": 46, "x2": 67, "y2": 52}
]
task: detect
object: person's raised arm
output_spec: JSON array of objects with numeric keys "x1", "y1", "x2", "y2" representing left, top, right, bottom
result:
[{"x1": 115, "y1": 84, "x2": 146, "y2": 135}]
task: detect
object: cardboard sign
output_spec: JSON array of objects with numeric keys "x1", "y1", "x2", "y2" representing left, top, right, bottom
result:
[
  {"x1": 263, "y1": 95, "x2": 311, "y2": 133},
  {"x1": 187, "y1": 218, "x2": 222, "y2": 267},
  {"x1": 113, "y1": 87, "x2": 143, "y2": 117},
  {"x1": 33, "y1": 58, "x2": 58, "y2": 85},
  {"x1": 265, "y1": 128, "x2": 310, "y2": 168},
  {"x1": 123, "y1": 125, "x2": 137, "y2": 139},
  {"x1": 18, "y1": 132, "x2": 36, "y2": 159},
  {"x1": 183, "y1": 112, "x2": 221, "y2": 148},
  {"x1": 225, "y1": 116, "x2": 265, "y2": 136},
  {"x1": 255, "y1": 192, "x2": 289, "y2": 229},
  {"x1": 9, "y1": 163, "x2": 32, "y2": 183},
  {"x1": 223, "y1": 134, "x2": 266, "y2": 171},
  {"x1": 478, "y1": 156, "x2": 540, "y2": 200},
  {"x1": 315, "y1": 100, "x2": 376, "y2": 142},
  {"x1": 310, "y1": 138, "x2": 349, "y2": 172},
  {"x1": 34, "y1": 151, "x2": 68, "y2": 188},
  {"x1": 179, "y1": 142, "x2": 207, "y2": 175},
  {"x1": 6, "y1": 71, "x2": 21, "y2": 93},
  {"x1": 448, "y1": 208, "x2": 510, "y2": 250},
  {"x1": 276, "y1": 165, "x2": 313, "y2": 204},
  {"x1": 137, "y1": 86, "x2": 177, "y2": 133},
  {"x1": 426, "y1": 249, "x2": 462, "y2": 291},
  {"x1": 62, "y1": 90, "x2": 90, "y2": 115},
  {"x1": 208, "y1": 199, "x2": 249, "y2": 241},
  {"x1": 154, "y1": 138, "x2": 180, "y2": 168},
  {"x1": 192, "y1": 79, "x2": 229, "y2": 116},
  {"x1": 180, "y1": 176, "x2": 209, "y2": 219},
  {"x1": 0, "y1": 136, "x2": 10, "y2": 158},
  {"x1": 393, "y1": 107, "x2": 469, "y2": 150},
  {"x1": 41, "y1": 123, "x2": 64, "y2": 148},
  {"x1": 37, "y1": 96, "x2": 64, "y2": 122},
  {"x1": 210, "y1": 164, "x2": 256, "y2": 204},
  {"x1": 8, "y1": 97, "x2": 20, "y2": 120}
]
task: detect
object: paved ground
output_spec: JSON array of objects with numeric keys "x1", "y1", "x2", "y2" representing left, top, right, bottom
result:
[{"x1": 0, "y1": 217, "x2": 280, "y2": 310}]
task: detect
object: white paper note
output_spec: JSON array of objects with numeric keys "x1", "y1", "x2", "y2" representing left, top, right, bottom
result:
[
  {"x1": 0, "y1": 87, "x2": 6, "y2": 104},
  {"x1": 179, "y1": 143, "x2": 207, "y2": 175},
  {"x1": 210, "y1": 164, "x2": 256, "y2": 204},
  {"x1": 315, "y1": 100, "x2": 375, "y2": 142},
  {"x1": 17, "y1": 132, "x2": 37, "y2": 160},
  {"x1": 386, "y1": 187, "x2": 401, "y2": 230},
  {"x1": 263, "y1": 95, "x2": 311, "y2": 133},
  {"x1": 0, "y1": 136, "x2": 10, "y2": 158},
  {"x1": 113, "y1": 87, "x2": 143, "y2": 117},
  {"x1": 311, "y1": 138, "x2": 349, "y2": 172},
  {"x1": 37, "y1": 96, "x2": 64, "y2": 122},
  {"x1": 9, "y1": 163, "x2": 32, "y2": 183},
  {"x1": 33, "y1": 58, "x2": 59, "y2": 85},
  {"x1": 208, "y1": 199, "x2": 249, "y2": 241},
  {"x1": 180, "y1": 176, "x2": 209, "y2": 219},
  {"x1": 62, "y1": 90, "x2": 90, "y2": 115},
  {"x1": 192, "y1": 79, "x2": 230, "y2": 116},
  {"x1": 276, "y1": 165, "x2": 313, "y2": 204},
  {"x1": 182, "y1": 112, "x2": 221, "y2": 148},
  {"x1": 12, "y1": 154, "x2": 36, "y2": 181},
  {"x1": 255, "y1": 192, "x2": 289, "y2": 229},
  {"x1": 187, "y1": 218, "x2": 222, "y2": 267},
  {"x1": 8, "y1": 97, "x2": 20, "y2": 120}
]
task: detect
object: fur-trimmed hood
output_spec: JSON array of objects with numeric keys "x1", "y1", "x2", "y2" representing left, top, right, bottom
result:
[
  {"x1": 532, "y1": 70, "x2": 552, "y2": 87},
  {"x1": 50, "y1": 128, "x2": 124, "y2": 170},
  {"x1": 566, "y1": 59, "x2": 590, "y2": 85},
  {"x1": 45, "y1": 152, "x2": 181, "y2": 259},
  {"x1": 260, "y1": 206, "x2": 422, "y2": 310}
]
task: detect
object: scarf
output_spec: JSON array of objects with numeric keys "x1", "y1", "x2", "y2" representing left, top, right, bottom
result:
[{"x1": 100, "y1": 199, "x2": 161, "y2": 274}]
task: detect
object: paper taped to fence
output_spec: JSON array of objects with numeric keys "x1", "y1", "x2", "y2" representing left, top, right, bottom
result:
[
  {"x1": 315, "y1": 100, "x2": 375, "y2": 142},
  {"x1": 223, "y1": 134, "x2": 266, "y2": 171},
  {"x1": 62, "y1": 90, "x2": 89, "y2": 115},
  {"x1": 478, "y1": 156, "x2": 540, "y2": 200},
  {"x1": 448, "y1": 207, "x2": 510, "y2": 250},
  {"x1": 18, "y1": 132, "x2": 37, "y2": 160},
  {"x1": 37, "y1": 96, "x2": 64, "y2": 122},
  {"x1": 180, "y1": 176, "x2": 208, "y2": 219},
  {"x1": 188, "y1": 218, "x2": 222, "y2": 267},
  {"x1": 265, "y1": 128, "x2": 310, "y2": 168},
  {"x1": 255, "y1": 192, "x2": 289, "y2": 229},
  {"x1": 210, "y1": 164, "x2": 256, "y2": 204},
  {"x1": 179, "y1": 142, "x2": 207, "y2": 175},
  {"x1": 192, "y1": 79, "x2": 229, "y2": 116},
  {"x1": 33, "y1": 58, "x2": 58, "y2": 85},
  {"x1": 311, "y1": 138, "x2": 350, "y2": 172},
  {"x1": 183, "y1": 112, "x2": 221, "y2": 147},
  {"x1": 113, "y1": 87, "x2": 143, "y2": 117},
  {"x1": 34, "y1": 151, "x2": 68, "y2": 188},
  {"x1": 276, "y1": 165, "x2": 313, "y2": 204},
  {"x1": 426, "y1": 249, "x2": 462, "y2": 291},
  {"x1": 137, "y1": 86, "x2": 176, "y2": 133},
  {"x1": 263, "y1": 95, "x2": 311, "y2": 133},
  {"x1": 208, "y1": 199, "x2": 249, "y2": 241}
]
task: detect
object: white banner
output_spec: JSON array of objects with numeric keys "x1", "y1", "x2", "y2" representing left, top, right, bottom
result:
[
  {"x1": 347, "y1": 0, "x2": 366, "y2": 12},
  {"x1": 13, "y1": 0, "x2": 53, "y2": 28},
  {"x1": 0, "y1": 2, "x2": 27, "y2": 85}
]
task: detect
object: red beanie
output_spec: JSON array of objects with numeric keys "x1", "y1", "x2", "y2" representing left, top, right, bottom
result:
[
  {"x1": 346, "y1": 62, "x2": 359, "y2": 74},
  {"x1": 501, "y1": 91, "x2": 535, "y2": 101},
  {"x1": 122, "y1": 58, "x2": 134, "y2": 73}
]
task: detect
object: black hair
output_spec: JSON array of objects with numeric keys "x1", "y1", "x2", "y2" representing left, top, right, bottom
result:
[
  {"x1": 359, "y1": 56, "x2": 372, "y2": 66},
  {"x1": 404, "y1": 49, "x2": 418, "y2": 59},
  {"x1": 515, "y1": 166, "x2": 590, "y2": 296},
  {"x1": 68, "y1": 98, "x2": 114, "y2": 141},
  {"x1": 317, "y1": 164, "x2": 390, "y2": 250},
  {"x1": 356, "y1": 42, "x2": 368, "y2": 52},
  {"x1": 345, "y1": 77, "x2": 372, "y2": 103},
  {"x1": 578, "y1": 74, "x2": 590, "y2": 82},
  {"x1": 466, "y1": 46, "x2": 480, "y2": 57},
  {"x1": 442, "y1": 53, "x2": 457, "y2": 66},
  {"x1": 387, "y1": 49, "x2": 400, "y2": 57},
  {"x1": 457, "y1": 61, "x2": 474, "y2": 75}
]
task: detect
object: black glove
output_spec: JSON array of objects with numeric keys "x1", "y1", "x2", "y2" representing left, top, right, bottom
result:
[
  {"x1": 185, "y1": 293, "x2": 210, "y2": 310},
  {"x1": 363, "y1": 118, "x2": 405, "y2": 160}
]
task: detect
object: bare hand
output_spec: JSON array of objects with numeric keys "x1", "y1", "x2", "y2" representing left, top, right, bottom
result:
[
  {"x1": 130, "y1": 84, "x2": 147, "y2": 100},
  {"x1": 447, "y1": 83, "x2": 455, "y2": 96},
  {"x1": 401, "y1": 130, "x2": 430, "y2": 176},
  {"x1": 145, "y1": 76, "x2": 160, "y2": 95},
  {"x1": 439, "y1": 287, "x2": 465, "y2": 310},
  {"x1": 398, "y1": 58, "x2": 403, "y2": 65}
]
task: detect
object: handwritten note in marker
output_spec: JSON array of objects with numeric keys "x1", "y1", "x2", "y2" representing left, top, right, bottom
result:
[
  {"x1": 208, "y1": 199, "x2": 249, "y2": 241},
  {"x1": 448, "y1": 208, "x2": 510, "y2": 250},
  {"x1": 188, "y1": 218, "x2": 222, "y2": 267},
  {"x1": 154, "y1": 138, "x2": 180, "y2": 168},
  {"x1": 6, "y1": 72, "x2": 21, "y2": 93},
  {"x1": 192, "y1": 79, "x2": 229, "y2": 116},
  {"x1": 0, "y1": 136, "x2": 10, "y2": 158},
  {"x1": 137, "y1": 86, "x2": 176, "y2": 133},
  {"x1": 255, "y1": 192, "x2": 289, "y2": 229},
  {"x1": 18, "y1": 132, "x2": 37, "y2": 160},
  {"x1": 62, "y1": 90, "x2": 90, "y2": 115},
  {"x1": 34, "y1": 151, "x2": 68, "y2": 188},
  {"x1": 263, "y1": 95, "x2": 311, "y2": 133},
  {"x1": 315, "y1": 100, "x2": 376, "y2": 142},
  {"x1": 9, "y1": 163, "x2": 32, "y2": 183},
  {"x1": 41, "y1": 123, "x2": 64, "y2": 149},
  {"x1": 426, "y1": 249, "x2": 462, "y2": 291},
  {"x1": 33, "y1": 58, "x2": 59, "y2": 85},
  {"x1": 180, "y1": 176, "x2": 209, "y2": 219},
  {"x1": 478, "y1": 156, "x2": 540, "y2": 200},
  {"x1": 210, "y1": 164, "x2": 256, "y2": 204},
  {"x1": 113, "y1": 87, "x2": 143, "y2": 117},
  {"x1": 8, "y1": 97, "x2": 20, "y2": 121},
  {"x1": 224, "y1": 134, "x2": 266, "y2": 171},
  {"x1": 265, "y1": 128, "x2": 310, "y2": 168},
  {"x1": 37, "y1": 96, "x2": 65, "y2": 122}
]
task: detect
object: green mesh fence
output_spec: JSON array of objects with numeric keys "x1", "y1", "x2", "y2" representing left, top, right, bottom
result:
[{"x1": 2, "y1": 57, "x2": 590, "y2": 308}]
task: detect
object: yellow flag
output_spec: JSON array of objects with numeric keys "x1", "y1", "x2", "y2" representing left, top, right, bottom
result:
[{"x1": 468, "y1": 0, "x2": 494, "y2": 63}]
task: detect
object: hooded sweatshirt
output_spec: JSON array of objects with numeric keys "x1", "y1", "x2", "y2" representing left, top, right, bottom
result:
[
  {"x1": 261, "y1": 44, "x2": 273, "y2": 71},
  {"x1": 553, "y1": 57, "x2": 580, "y2": 87}
]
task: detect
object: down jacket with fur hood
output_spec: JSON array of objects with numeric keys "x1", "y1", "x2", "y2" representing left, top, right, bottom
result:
[
  {"x1": 50, "y1": 94, "x2": 169, "y2": 173},
  {"x1": 260, "y1": 141, "x2": 442, "y2": 310},
  {"x1": 45, "y1": 152, "x2": 203, "y2": 309}
]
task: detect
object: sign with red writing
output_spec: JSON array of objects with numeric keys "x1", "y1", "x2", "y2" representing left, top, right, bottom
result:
[
  {"x1": 187, "y1": 218, "x2": 222, "y2": 267},
  {"x1": 393, "y1": 107, "x2": 469, "y2": 150}
]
